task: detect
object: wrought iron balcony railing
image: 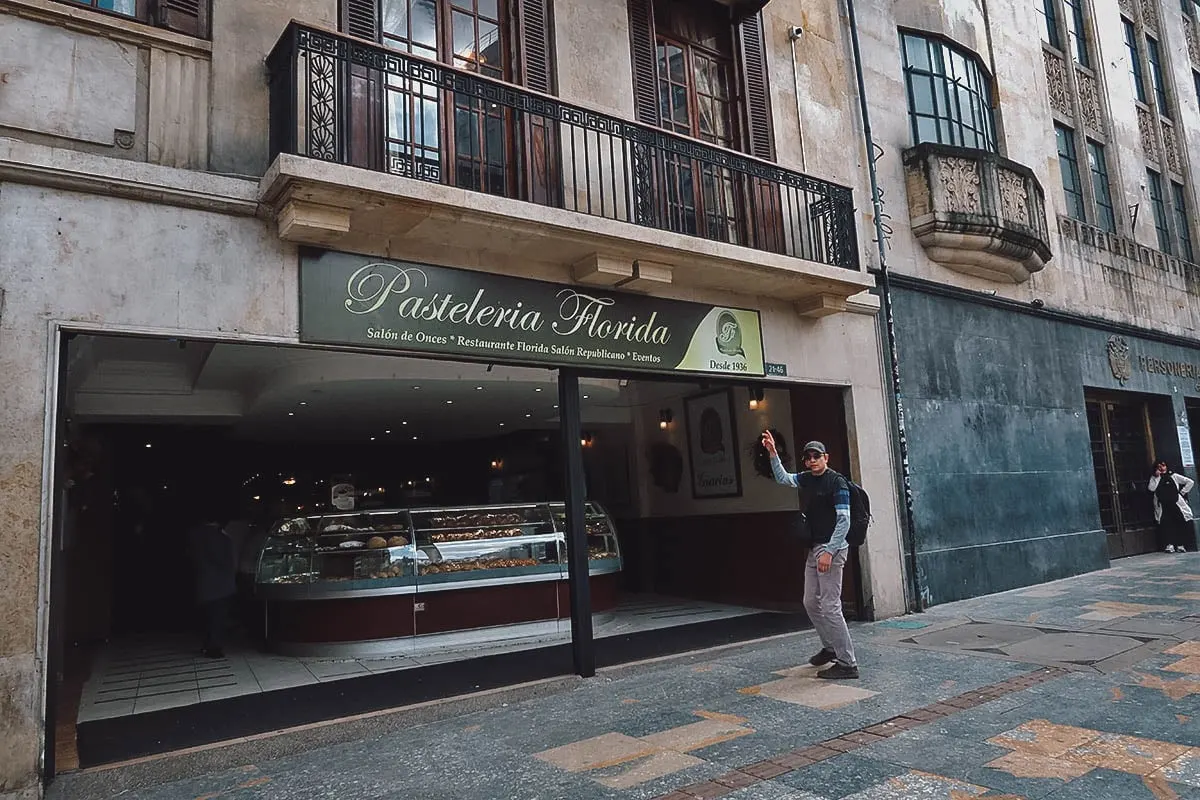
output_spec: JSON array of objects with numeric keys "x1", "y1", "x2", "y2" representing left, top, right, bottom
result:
[{"x1": 266, "y1": 23, "x2": 859, "y2": 272}]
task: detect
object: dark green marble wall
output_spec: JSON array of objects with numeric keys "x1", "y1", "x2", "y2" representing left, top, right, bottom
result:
[{"x1": 891, "y1": 286, "x2": 1200, "y2": 606}]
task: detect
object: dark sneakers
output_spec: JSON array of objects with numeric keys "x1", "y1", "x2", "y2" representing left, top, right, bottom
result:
[
  {"x1": 817, "y1": 663, "x2": 860, "y2": 680},
  {"x1": 808, "y1": 647, "x2": 836, "y2": 667}
]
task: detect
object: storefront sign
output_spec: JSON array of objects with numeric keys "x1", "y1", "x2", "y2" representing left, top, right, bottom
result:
[
  {"x1": 300, "y1": 251, "x2": 765, "y2": 377},
  {"x1": 1106, "y1": 335, "x2": 1200, "y2": 391}
]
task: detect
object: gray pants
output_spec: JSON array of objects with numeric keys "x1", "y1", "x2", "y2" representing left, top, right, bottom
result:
[{"x1": 803, "y1": 548, "x2": 856, "y2": 667}]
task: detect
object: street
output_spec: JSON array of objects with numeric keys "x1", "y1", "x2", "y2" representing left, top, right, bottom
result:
[{"x1": 51, "y1": 552, "x2": 1200, "y2": 800}]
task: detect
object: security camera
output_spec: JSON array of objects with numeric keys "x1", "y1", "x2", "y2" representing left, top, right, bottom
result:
[
  {"x1": 788, "y1": 25, "x2": 803, "y2": 40},
  {"x1": 1031, "y1": 298, "x2": 1045, "y2": 308}
]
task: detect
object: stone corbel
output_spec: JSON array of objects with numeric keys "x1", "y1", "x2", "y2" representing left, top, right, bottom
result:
[
  {"x1": 277, "y1": 199, "x2": 353, "y2": 246},
  {"x1": 794, "y1": 293, "x2": 848, "y2": 318},
  {"x1": 572, "y1": 253, "x2": 633, "y2": 286},
  {"x1": 619, "y1": 260, "x2": 674, "y2": 292}
]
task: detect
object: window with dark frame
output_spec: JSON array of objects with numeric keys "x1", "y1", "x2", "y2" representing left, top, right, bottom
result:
[
  {"x1": 1147, "y1": 169, "x2": 1172, "y2": 254},
  {"x1": 1145, "y1": 36, "x2": 1170, "y2": 117},
  {"x1": 1056, "y1": 124, "x2": 1086, "y2": 221},
  {"x1": 58, "y1": 0, "x2": 207, "y2": 37},
  {"x1": 1086, "y1": 140, "x2": 1116, "y2": 234},
  {"x1": 901, "y1": 33, "x2": 997, "y2": 153},
  {"x1": 653, "y1": 1, "x2": 739, "y2": 242},
  {"x1": 1123, "y1": 19, "x2": 1148, "y2": 103},
  {"x1": 1038, "y1": 0, "x2": 1062, "y2": 48},
  {"x1": 1063, "y1": 0, "x2": 1089, "y2": 66},
  {"x1": 1172, "y1": 182, "x2": 1195, "y2": 262}
]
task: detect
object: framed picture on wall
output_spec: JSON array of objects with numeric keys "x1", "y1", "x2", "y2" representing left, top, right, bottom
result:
[{"x1": 684, "y1": 389, "x2": 742, "y2": 499}]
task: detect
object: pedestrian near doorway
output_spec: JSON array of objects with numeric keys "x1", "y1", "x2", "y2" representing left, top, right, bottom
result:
[
  {"x1": 1149, "y1": 461, "x2": 1196, "y2": 553},
  {"x1": 186, "y1": 513, "x2": 237, "y2": 658},
  {"x1": 762, "y1": 431, "x2": 858, "y2": 679}
]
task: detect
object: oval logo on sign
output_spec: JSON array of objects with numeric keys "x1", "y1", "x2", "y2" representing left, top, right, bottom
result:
[{"x1": 715, "y1": 311, "x2": 744, "y2": 358}]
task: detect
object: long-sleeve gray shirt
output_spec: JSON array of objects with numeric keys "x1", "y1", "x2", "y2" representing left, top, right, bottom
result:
[{"x1": 771, "y1": 454, "x2": 850, "y2": 555}]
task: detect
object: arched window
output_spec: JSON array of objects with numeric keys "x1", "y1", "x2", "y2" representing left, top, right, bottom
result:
[{"x1": 901, "y1": 33, "x2": 997, "y2": 153}]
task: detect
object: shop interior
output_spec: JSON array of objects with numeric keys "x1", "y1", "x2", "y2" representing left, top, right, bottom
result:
[{"x1": 52, "y1": 332, "x2": 856, "y2": 767}]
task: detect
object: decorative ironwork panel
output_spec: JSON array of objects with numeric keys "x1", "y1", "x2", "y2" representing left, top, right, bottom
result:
[
  {"x1": 940, "y1": 158, "x2": 981, "y2": 214},
  {"x1": 1161, "y1": 121, "x2": 1182, "y2": 175},
  {"x1": 305, "y1": 51, "x2": 338, "y2": 161},
  {"x1": 1044, "y1": 50, "x2": 1071, "y2": 117},
  {"x1": 998, "y1": 169, "x2": 1031, "y2": 226},
  {"x1": 1076, "y1": 69, "x2": 1102, "y2": 132},
  {"x1": 1138, "y1": 106, "x2": 1160, "y2": 163}
]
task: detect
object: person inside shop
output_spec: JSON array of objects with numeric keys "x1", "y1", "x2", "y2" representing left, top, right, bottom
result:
[
  {"x1": 761, "y1": 432, "x2": 859, "y2": 680},
  {"x1": 1149, "y1": 460, "x2": 1196, "y2": 553},
  {"x1": 186, "y1": 507, "x2": 238, "y2": 658}
]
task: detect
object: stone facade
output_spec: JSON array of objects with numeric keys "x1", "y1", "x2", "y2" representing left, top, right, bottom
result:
[
  {"x1": 854, "y1": 0, "x2": 1200, "y2": 604},
  {"x1": 0, "y1": 0, "x2": 905, "y2": 794}
]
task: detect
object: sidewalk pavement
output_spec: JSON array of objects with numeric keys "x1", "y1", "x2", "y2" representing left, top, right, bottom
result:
[{"x1": 50, "y1": 552, "x2": 1200, "y2": 800}]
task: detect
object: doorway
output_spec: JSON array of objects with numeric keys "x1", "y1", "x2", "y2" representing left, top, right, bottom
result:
[{"x1": 1085, "y1": 391, "x2": 1156, "y2": 558}]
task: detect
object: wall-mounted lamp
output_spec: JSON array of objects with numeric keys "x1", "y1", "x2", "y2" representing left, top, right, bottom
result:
[
  {"x1": 658, "y1": 408, "x2": 673, "y2": 430},
  {"x1": 749, "y1": 387, "x2": 765, "y2": 410},
  {"x1": 490, "y1": 459, "x2": 503, "y2": 470},
  {"x1": 580, "y1": 432, "x2": 594, "y2": 448}
]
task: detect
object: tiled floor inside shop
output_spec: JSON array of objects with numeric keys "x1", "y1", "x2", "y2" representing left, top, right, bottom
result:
[{"x1": 77, "y1": 596, "x2": 765, "y2": 723}]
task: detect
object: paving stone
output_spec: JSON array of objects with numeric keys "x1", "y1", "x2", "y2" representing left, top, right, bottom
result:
[{"x1": 774, "y1": 753, "x2": 907, "y2": 799}]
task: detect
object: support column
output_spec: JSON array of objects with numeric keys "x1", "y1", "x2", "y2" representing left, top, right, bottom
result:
[{"x1": 558, "y1": 369, "x2": 595, "y2": 677}]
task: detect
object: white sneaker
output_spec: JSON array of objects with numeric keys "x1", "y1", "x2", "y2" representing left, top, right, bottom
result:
[{"x1": 1166, "y1": 545, "x2": 1176, "y2": 553}]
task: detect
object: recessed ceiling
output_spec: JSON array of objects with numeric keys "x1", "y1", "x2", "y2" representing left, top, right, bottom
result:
[{"x1": 65, "y1": 335, "x2": 704, "y2": 442}]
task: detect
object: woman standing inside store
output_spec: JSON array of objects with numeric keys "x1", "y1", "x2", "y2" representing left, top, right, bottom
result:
[{"x1": 1149, "y1": 461, "x2": 1196, "y2": 553}]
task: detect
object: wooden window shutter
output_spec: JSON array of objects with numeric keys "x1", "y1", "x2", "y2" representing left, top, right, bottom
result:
[
  {"x1": 154, "y1": 0, "x2": 208, "y2": 38},
  {"x1": 627, "y1": 0, "x2": 659, "y2": 125},
  {"x1": 736, "y1": 12, "x2": 774, "y2": 160},
  {"x1": 342, "y1": 0, "x2": 380, "y2": 41},
  {"x1": 517, "y1": 0, "x2": 555, "y2": 94}
]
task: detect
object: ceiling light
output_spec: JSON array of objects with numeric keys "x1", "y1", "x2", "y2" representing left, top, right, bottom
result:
[
  {"x1": 499, "y1": 423, "x2": 505, "y2": 427},
  {"x1": 299, "y1": 401, "x2": 307, "y2": 406},
  {"x1": 402, "y1": 421, "x2": 408, "y2": 425},
  {"x1": 145, "y1": 443, "x2": 152, "y2": 448},
  {"x1": 412, "y1": 436, "x2": 418, "y2": 440},
  {"x1": 283, "y1": 477, "x2": 297, "y2": 486},
  {"x1": 476, "y1": 386, "x2": 483, "y2": 390},
  {"x1": 413, "y1": 385, "x2": 420, "y2": 390},
  {"x1": 583, "y1": 395, "x2": 589, "y2": 399},
  {"x1": 370, "y1": 437, "x2": 376, "y2": 441},
  {"x1": 288, "y1": 412, "x2": 295, "y2": 416},
  {"x1": 252, "y1": 495, "x2": 261, "y2": 501},
  {"x1": 385, "y1": 430, "x2": 392, "y2": 434},
  {"x1": 749, "y1": 387, "x2": 765, "y2": 410},
  {"x1": 534, "y1": 387, "x2": 542, "y2": 392},
  {"x1": 659, "y1": 408, "x2": 673, "y2": 430},
  {"x1": 446, "y1": 400, "x2": 453, "y2": 405},
  {"x1": 525, "y1": 413, "x2": 532, "y2": 418}
]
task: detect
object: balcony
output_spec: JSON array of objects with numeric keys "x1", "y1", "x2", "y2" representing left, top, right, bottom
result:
[
  {"x1": 903, "y1": 143, "x2": 1052, "y2": 283},
  {"x1": 261, "y1": 23, "x2": 868, "y2": 310}
]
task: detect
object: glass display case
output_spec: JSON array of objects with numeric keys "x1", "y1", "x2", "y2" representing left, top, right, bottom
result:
[
  {"x1": 549, "y1": 502, "x2": 621, "y2": 573},
  {"x1": 255, "y1": 502, "x2": 621, "y2": 601},
  {"x1": 410, "y1": 504, "x2": 563, "y2": 588},
  {"x1": 255, "y1": 510, "x2": 417, "y2": 599}
]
